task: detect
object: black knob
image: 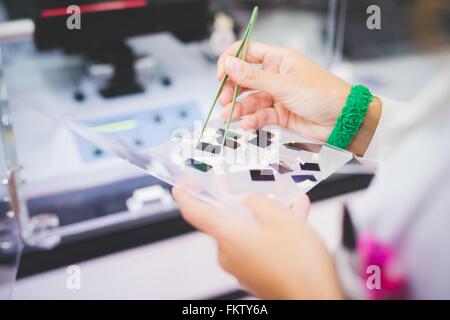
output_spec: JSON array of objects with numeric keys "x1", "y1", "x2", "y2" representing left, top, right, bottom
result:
[
  {"x1": 161, "y1": 76, "x2": 172, "y2": 86},
  {"x1": 153, "y1": 115, "x2": 162, "y2": 123},
  {"x1": 74, "y1": 90, "x2": 85, "y2": 102}
]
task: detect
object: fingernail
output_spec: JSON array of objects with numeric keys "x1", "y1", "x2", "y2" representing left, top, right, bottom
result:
[
  {"x1": 241, "y1": 115, "x2": 256, "y2": 129},
  {"x1": 225, "y1": 56, "x2": 241, "y2": 75},
  {"x1": 216, "y1": 67, "x2": 222, "y2": 79},
  {"x1": 219, "y1": 93, "x2": 227, "y2": 106},
  {"x1": 221, "y1": 108, "x2": 228, "y2": 119}
]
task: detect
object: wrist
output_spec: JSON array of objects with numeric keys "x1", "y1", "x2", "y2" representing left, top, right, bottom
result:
[
  {"x1": 347, "y1": 96, "x2": 382, "y2": 156},
  {"x1": 326, "y1": 86, "x2": 381, "y2": 156}
]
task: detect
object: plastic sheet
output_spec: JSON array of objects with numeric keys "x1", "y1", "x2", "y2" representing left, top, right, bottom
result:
[{"x1": 145, "y1": 118, "x2": 354, "y2": 210}]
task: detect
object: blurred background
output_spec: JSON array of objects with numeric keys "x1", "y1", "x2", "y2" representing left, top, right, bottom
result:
[{"x1": 1, "y1": 0, "x2": 449, "y2": 299}]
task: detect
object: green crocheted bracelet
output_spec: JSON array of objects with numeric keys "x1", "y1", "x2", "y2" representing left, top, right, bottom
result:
[{"x1": 326, "y1": 85, "x2": 373, "y2": 150}]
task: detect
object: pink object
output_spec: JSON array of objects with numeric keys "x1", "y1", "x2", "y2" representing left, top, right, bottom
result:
[{"x1": 357, "y1": 233, "x2": 408, "y2": 299}]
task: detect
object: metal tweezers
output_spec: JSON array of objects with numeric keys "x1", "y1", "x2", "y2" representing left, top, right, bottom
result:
[{"x1": 197, "y1": 6, "x2": 259, "y2": 149}]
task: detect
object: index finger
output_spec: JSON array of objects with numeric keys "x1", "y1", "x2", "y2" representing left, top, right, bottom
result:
[{"x1": 217, "y1": 41, "x2": 276, "y2": 80}]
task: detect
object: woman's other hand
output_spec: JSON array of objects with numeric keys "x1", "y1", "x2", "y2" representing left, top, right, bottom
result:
[{"x1": 172, "y1": 188, "x2": 343, "y2": 300}]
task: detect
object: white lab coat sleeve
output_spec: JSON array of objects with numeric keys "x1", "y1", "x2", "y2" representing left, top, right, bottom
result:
[
  {"x1": 361, "y1": 64, "x2": 450, "y2": 162},
  {"x1": 352, "y1": 96, "x2": 410, "y2": 170}
]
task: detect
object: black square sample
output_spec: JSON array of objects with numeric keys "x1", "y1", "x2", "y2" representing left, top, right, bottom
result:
[
  {"x1": 216, "y1": 136, "x2": 241, "y2": 149},
  {"x1": 291, "y1": 174, "x2": 317, "y2": 183},
  {"x1": 250, "y1": 169, "x2": 275, "y2": 181},
  {"x1": 300, "y1": 162, "x2": 321, "y2": 172},
  {"x1": 270, "y1": 161, "x2": 293, "y2": 174},
  {"x1": 216, "y1": 128, "x2": 241, "y2": 140},
  {"x1": 197, "y1": 142, "x2": 221, "y2": 154},
  {"x1": 255, "y1": 129, "x2": 273, "y2": 140},
  {"x1": 249, "y1": 136, "x2": 272, "y2": 148},
  {"x1": 185, "y1": 158, "x2": 213, "y2": 172},
  {"x1": 284, "y1": 142, "x2": 323, "y2": 153}
]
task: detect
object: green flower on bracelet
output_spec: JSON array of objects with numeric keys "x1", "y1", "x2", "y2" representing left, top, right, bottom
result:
[
  {"x1": 326, "y1": 85, "x2": 373, "y2": 150},
  {"x1": 342, "y1": 113, "x2": 363, "y2": 134}
]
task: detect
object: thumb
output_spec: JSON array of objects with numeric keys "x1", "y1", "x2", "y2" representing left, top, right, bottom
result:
[
  {"x1": 243, "y1": 194, "x2": 287, "y2": 225},
  {"x1": 290, "y1": 194, "x2": 311, "y2": 219},
  {"x1": 225, "y1": 56, "x2": 285, "y2": 96}
]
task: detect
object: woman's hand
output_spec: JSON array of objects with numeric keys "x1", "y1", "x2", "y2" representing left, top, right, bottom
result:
[
  {"x1": 172, "y1": 188, "x2": 343, "y2": 300},
  {"x1": 217, "y1": 41, "x2": 381, "y2": 156}
]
